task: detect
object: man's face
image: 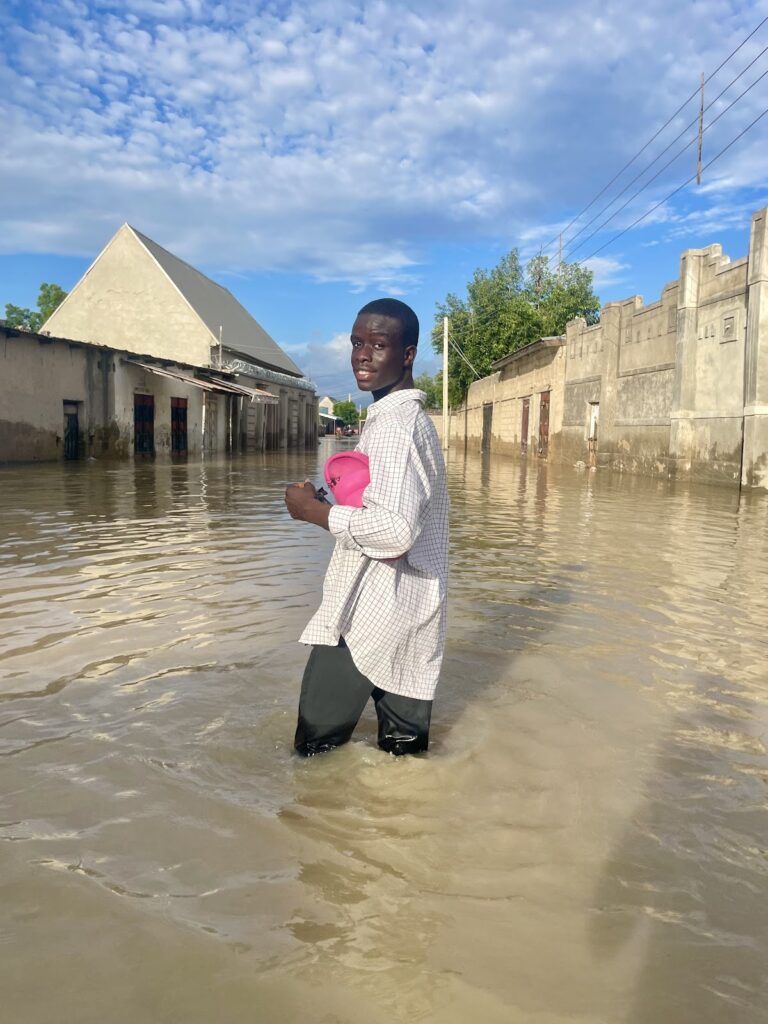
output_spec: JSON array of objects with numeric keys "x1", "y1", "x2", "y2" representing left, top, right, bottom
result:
[{"x1": 350, "y1": 313, "x2": 415, "y2": 397}]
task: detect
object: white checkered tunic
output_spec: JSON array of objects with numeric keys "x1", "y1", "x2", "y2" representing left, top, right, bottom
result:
[{"x1": 300, "y1": 389, "x2": 449, "y2": 700}]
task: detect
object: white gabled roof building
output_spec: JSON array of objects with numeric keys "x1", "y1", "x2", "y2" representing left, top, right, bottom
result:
[
  {"x1": 43, "y1": 223, "x2": 306, "y2": 380},
  {"x1": 41, "y1": 224, "x2": 317, "y2": 454}
]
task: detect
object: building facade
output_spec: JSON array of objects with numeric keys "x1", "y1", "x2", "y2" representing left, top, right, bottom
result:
[
  {"x1": 0, "y1": 326, "x2": 278, "y2": 462},
  {"x1": 449, "y1": 207, "x2": 768, "y2": 490},
  {"x1": 33, "y1": 223, "x2": 316, "y2": 457}
]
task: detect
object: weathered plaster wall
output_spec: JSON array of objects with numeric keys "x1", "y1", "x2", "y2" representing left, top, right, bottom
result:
[
  {"x1": 112, "y1": 361, "x2": 208, "y2": 457},
  {"x1": 0, "y1": 333, "x2": 102, "y2": 462},
  {"x1": 742, "y1": 211, "x2": 768, "y2": 489},
  {"x1": 456, "y1": 345, "x2": 566, "y2": 456},
  {"x1": 669, "y1": 244, "x2": 749, "y2": 485},
  {"x1": 42, "y1": 227, "x2": 214, "y2": 368}
]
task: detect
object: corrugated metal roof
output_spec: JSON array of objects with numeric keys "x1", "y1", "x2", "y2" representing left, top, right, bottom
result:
[
  {"x1": 130, "y1": 227, "x2": 304, "y2": 378},
  {"x1": 127, "y1": 359, "x2": 278, "y2": 403}
]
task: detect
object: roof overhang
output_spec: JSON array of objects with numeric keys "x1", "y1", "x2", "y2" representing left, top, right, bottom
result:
[
  {"x1": 126, "y1": 359, "x2": 278, "y2": 403},
  {"x1": 491, "y1": 336, "x2": 565, "y2": 372}
]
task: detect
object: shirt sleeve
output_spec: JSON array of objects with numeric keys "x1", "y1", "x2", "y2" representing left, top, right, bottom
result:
[{"x1": 328, "y1": 422, "x2": 431, "y2": 560}]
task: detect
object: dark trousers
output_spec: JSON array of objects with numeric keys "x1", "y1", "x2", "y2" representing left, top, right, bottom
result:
[{"x1": 294, "y1": 642, "x2": 432, "y2": 757}]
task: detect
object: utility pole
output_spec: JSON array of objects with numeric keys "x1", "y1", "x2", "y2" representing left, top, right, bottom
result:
[
  {"x1": 558, "y1": 232, "x2": 563, "y2": 277},
  {"x1": 218, "y1": 325, "x2": 223, "y2": 369},
  {"x1": 697, "y1": 72, "x2": 705, "y2": 185},
  {"x1": 442, "y1": 316, "x2": 449, "y2": 452}
]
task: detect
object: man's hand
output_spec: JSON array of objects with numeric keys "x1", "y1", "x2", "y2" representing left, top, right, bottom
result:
[{"x1": 285, "y1": 480, "x2": 331, "y2": 531}]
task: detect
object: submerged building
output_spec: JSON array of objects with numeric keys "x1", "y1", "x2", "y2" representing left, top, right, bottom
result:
[
  {"x1": 449, "y1": 207, "x2": 768, "y2": 490},
  {"x1": 1, "y1": 225, "x2": 317, "y2": 463}
]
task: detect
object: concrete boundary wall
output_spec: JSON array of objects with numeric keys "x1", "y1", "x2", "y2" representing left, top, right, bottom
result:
[{"x1": 449, "y1": 207, "x2": 768, "y2": 489}]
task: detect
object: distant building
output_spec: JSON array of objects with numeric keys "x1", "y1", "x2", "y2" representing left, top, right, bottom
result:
[
  {"x1": 446, "y1": 207, "x2": 768, "y2": 490},
  {"x1": 32, "y1": 224, "x2": 317, "y2": 457},
  {"x1": 317, "y1": 395, "x2": 343, "y2": 435}
]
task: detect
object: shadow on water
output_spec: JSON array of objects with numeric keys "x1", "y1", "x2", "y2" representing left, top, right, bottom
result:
[
  {"x1": 590, "y1": 709, "x2": 768, "y2": 1024},
  {"x1": 586, "y1": 486, "x2": 768, "y2": 1024}
]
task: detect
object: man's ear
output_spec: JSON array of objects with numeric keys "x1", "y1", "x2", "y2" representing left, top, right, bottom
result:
[{"x1": 403, "y1": 345, "x2": 417, "y2": 368}]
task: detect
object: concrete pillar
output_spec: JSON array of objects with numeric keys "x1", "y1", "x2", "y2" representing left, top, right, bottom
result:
[
  {"x1": 743, "y1": 208, "x2": 768, "y2": 488},
  {"x1": 309, "y1": 397, "x2": 318, "y2": 447},
  {"x1": 279, "y1": 389, "x2": 288, "y2": 449},
  {"x1": 593, "y1": 303, "x2": 621, "y2": 469},
  {"x1": 669, "y1": 244, "x2": 719, "y2": 473},
  {"x1": 297, "y1": 396, "x2": 305, "y2": 450}
]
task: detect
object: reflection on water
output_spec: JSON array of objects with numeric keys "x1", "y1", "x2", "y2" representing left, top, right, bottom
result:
[{"x1": 1, "y1": 443, "x2": 767, "y2": 1023}]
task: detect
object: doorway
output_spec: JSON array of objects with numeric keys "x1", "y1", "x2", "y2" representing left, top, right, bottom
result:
[
  {"x1": 521, "y1": 397, "x2": 530, "y2": 455},
  {"x1": 171, "y1": 397, "x2": 188, "y2": 455},
  {"x1": 63, "y1": 401, "x2": 81, "y2": 460},
  {"x1": 538, "y1": 391, "x2": 550, "y2": 456},
  {"x1": 588, "y1": 402, "x2": 599, "y2": 462},
  {"x1": 134, "y1": 394, "x2": 155, "y2": 455},
  {"x1": 481, "y1": 402, "x2": 493, "y2": 453}
]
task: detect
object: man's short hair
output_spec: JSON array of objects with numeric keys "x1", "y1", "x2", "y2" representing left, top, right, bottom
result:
[{"x1": 357, "y1": 298, "x2": 419, "y2": 349}]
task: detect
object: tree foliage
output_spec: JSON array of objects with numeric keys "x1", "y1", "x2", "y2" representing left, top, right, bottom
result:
[
  {"x1": 431, "y1": 252, "x2": 600, "y2": 405},
  {"x1": 4, "y1": 282, "x2": 68, "y2": 332},
  {"x1": 414, "y1": 371, "x2": 442, "y2": 410},
  {"x1": 332, "y1": 399, "x2": 360, "y2": 426}
]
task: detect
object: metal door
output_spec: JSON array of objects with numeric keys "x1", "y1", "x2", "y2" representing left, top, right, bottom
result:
[
  {"x1": 538, "y1": 391, "x2": 550, "y2": 455},
  {"x1": 134, "y1": 394, "x2": 155, "y2": 455},
  {"x1": 63, "y1": 402, "x2": 80, "y2": 460},
  {"x1": 171, "y1": 397, "x2": 187, "y2": 454},
  {"x1": 521, "y1": 397, "x2": 530, "y2": 454},
  {"x1": 481, "y1": 402, "x2": 493, "y2": 453}
]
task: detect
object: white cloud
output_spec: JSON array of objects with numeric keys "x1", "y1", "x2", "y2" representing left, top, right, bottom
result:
[
  {"x1": 581, "y1": 255, "x2": 631, "y2": 289},
  {"x1": 1, "y1": 0, "x2": 767, "y2": 290},
  {"x1": 288, "y1": 331, "x2": 355, "y2": 398}
]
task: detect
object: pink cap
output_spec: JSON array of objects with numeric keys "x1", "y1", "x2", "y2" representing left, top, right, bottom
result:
[{"x1": 324, "y1": 451, "x2": 370, "y2": 507}]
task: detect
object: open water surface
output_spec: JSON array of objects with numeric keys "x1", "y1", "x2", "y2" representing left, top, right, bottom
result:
[{"x1": 1, "y1": 440, "x2": 767, "y2": 1023}]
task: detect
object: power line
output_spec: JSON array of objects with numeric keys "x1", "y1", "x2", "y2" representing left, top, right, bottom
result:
[
  {"x1": 562, "y1": 63, "x2": 768, "y2": 262},
  {"x1": 447, "y1": 330, "x2": 482, "y2": 378},
  {"x1": 560, "y1": 42, "x2": 768, "y2": 257},
  {"x1": 539, "y1": 13, "x2": 768, "y2": 257},
  {"x1": 576, "y1": 102, "x2": 768, "y2": 267},
  {"x1": 443, "y1": 104, "x2": 768, "y2": 385}
]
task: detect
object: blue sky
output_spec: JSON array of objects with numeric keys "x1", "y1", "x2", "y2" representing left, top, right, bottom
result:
[{"x1": 2, "y1": 0, "x2": 768, "y2": 399}]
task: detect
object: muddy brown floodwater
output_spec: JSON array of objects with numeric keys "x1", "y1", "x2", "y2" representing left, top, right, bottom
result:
[{"x1": 1, "y1": 439, "x2": 767, "y2": 1024}]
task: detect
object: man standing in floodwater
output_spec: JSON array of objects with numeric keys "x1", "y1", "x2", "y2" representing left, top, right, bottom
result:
[{"x1": 284, "y1": 298, "x2": 449, "y2": 756}]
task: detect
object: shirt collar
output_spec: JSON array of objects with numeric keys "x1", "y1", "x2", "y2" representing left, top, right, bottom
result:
[{"x1": 364, "y1": 389, "x2": 426, "y2": 423}]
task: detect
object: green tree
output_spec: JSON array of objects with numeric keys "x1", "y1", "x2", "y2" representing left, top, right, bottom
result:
[
  {"x1": 523, "y1": 255, "x2": 601, "y2": 335},
  {"x1": 37, "y1": 282, "x2": 68, "y2": 323},
  {"x1": 432, "y1": 252, "x2": 600, "y2": 405},
  {"x1": 332, "y1": 399, "x2": 360, "y2": 426},
  {"x1": 4, "y1": 282, "x2": 67, "y2": 332},
  {"x1": 414, "y1": 371, "x2": 442, "y2": 410},
  {"x1": 4, "y1": 304, "x2": 42, "y2": 332}
]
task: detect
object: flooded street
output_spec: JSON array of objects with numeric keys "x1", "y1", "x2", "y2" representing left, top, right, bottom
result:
[{"x1": 2, "y1": 441, "x2": 767, "y2": 1024}]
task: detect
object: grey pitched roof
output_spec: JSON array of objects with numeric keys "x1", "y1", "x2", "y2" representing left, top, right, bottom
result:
[{"x1": 130, "y1": 226, "x2": 303, "y2": 377}]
